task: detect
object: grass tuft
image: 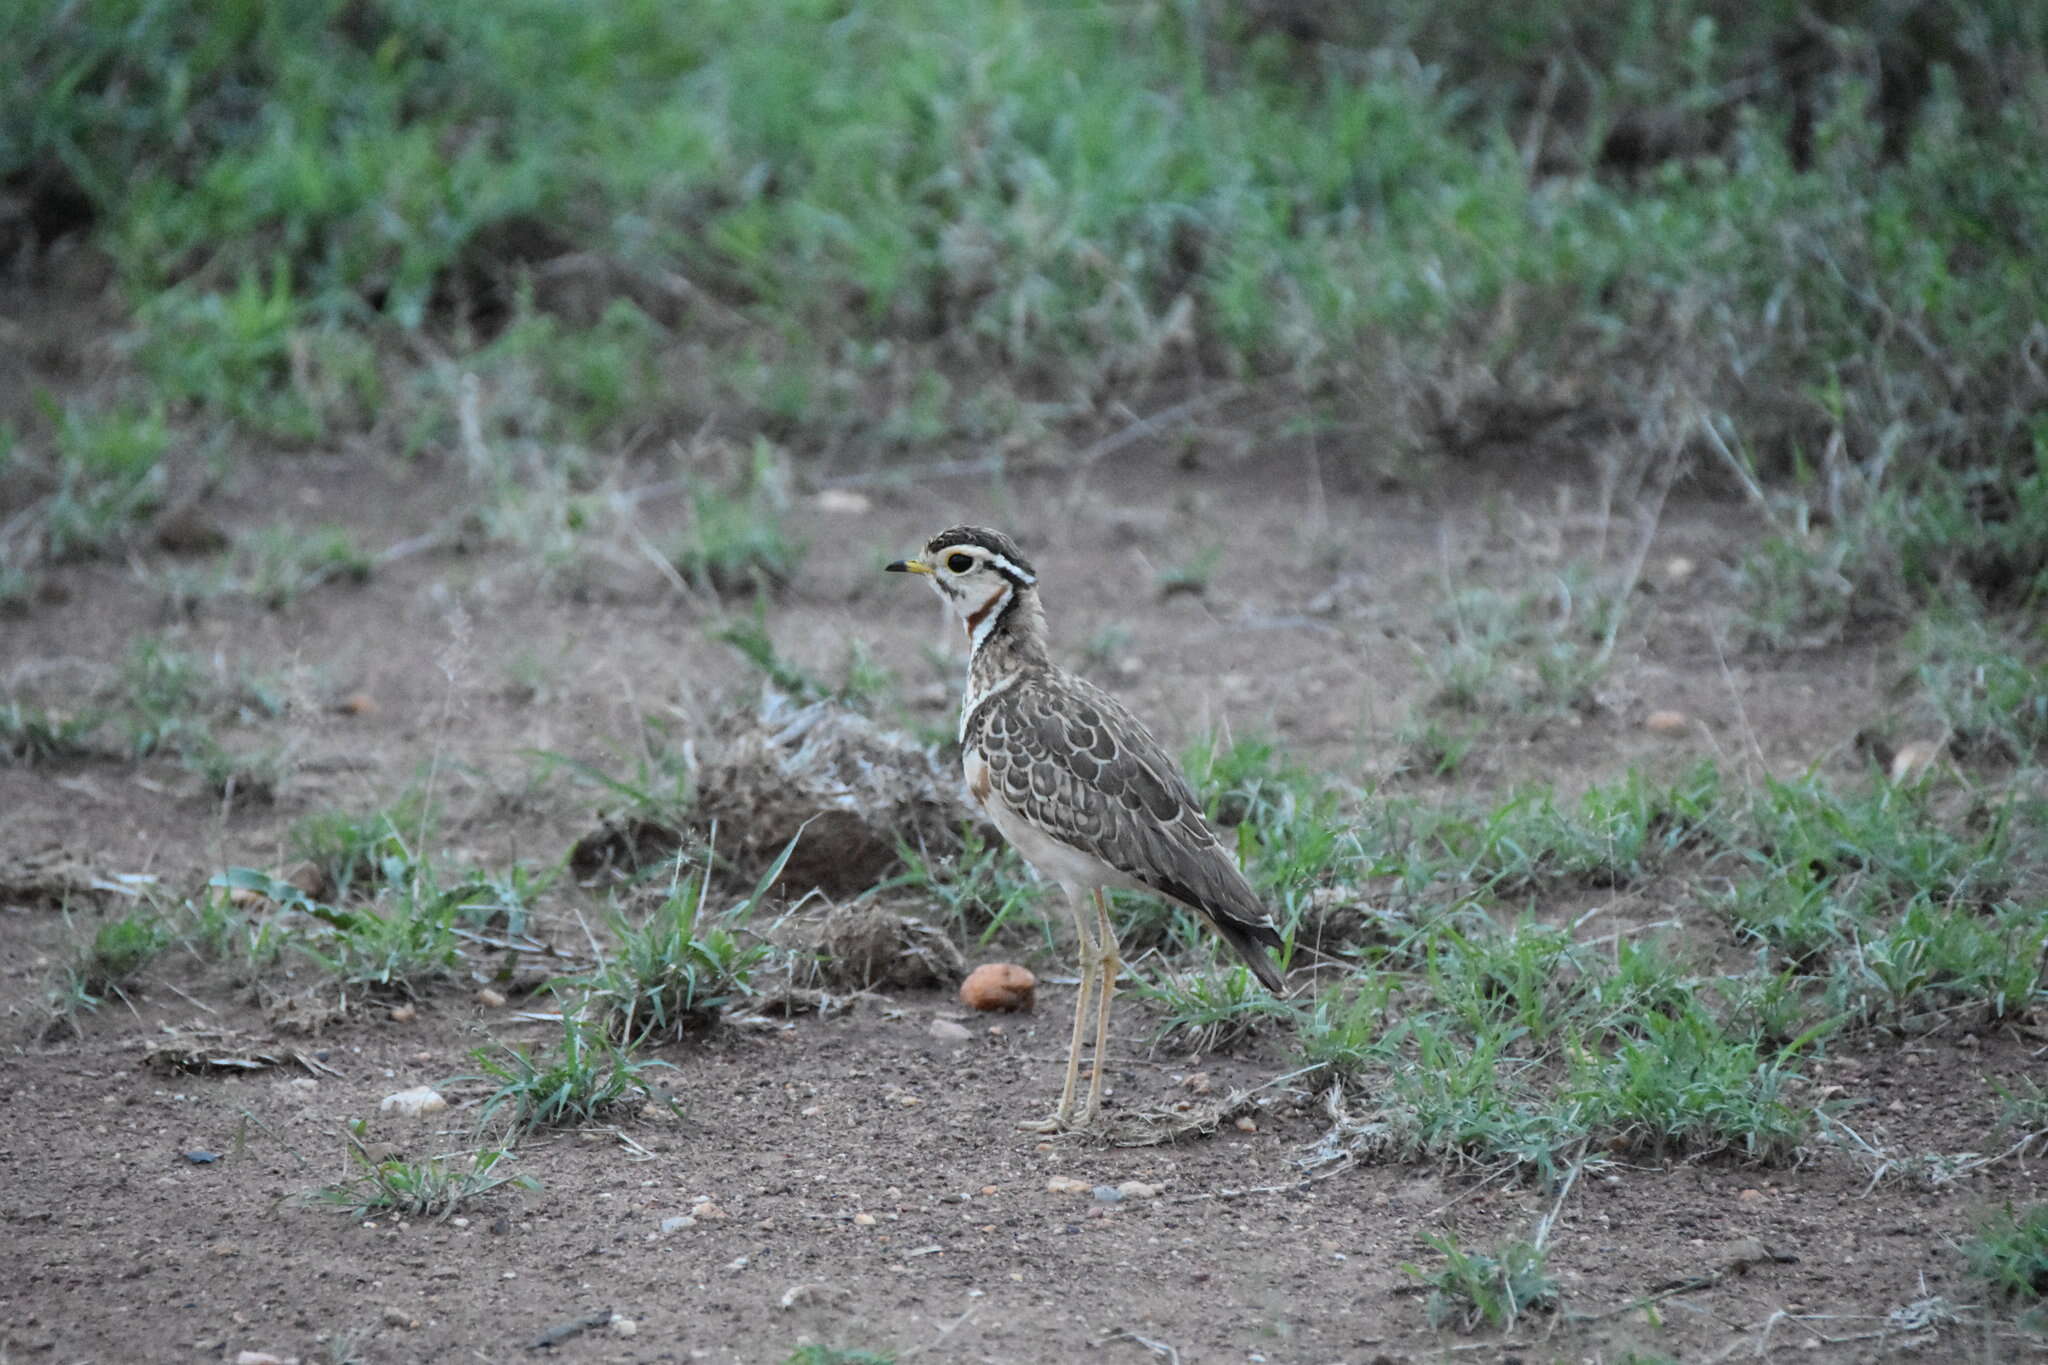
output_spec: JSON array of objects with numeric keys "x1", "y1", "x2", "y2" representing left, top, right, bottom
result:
[
  {"x1": 570, "y1": 838, "x2": 792, "y2": 1044},
  {"x1": 1963, "y1": 1203, "x2": 2048, "y2": 1307},
  {"x1": 1408, "y1": 1232, "x2": 1559, "y2": 1332},
  {"x1": 310, "y1": 1123, "x2": 536, "y2": 1222},
  {"x1": 468, "y1": 1016, "x2": 678, "y2": 1136},
  {"x1": 672, "y1": 442, "x2": 804, "y2": 596}
]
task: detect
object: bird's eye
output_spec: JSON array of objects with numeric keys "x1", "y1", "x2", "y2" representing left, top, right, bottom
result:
[{"x1": 946, "y1": 552, "x2": 975, "y2": 573}]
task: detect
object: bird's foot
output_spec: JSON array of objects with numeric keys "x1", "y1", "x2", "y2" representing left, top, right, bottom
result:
[{"x1": 1017, "y1": 1103, "x2": 1104, "y2": 1136}]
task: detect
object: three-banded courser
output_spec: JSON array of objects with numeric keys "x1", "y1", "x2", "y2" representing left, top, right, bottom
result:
[{"x1": 888, "y1": 526, "x2": 1285, "y2": 1131}]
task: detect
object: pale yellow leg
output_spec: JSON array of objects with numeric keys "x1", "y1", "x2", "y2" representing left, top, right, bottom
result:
[
  {"x1": 1019, "y1": 888, "x2": 1098, "y2": 1133},
  {"x1": 1079, "y1": 888, "x2": 1122, "y2": 1125}
]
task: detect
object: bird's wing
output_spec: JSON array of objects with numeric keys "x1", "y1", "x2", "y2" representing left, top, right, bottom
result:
[{"x1": 968, "y1": 673, "x2": 1283, "y2": 974}]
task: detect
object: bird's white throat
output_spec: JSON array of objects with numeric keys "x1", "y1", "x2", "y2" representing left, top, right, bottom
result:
[{"x1": 962, "y1": 579, "x2": 1013, "y2": 654}]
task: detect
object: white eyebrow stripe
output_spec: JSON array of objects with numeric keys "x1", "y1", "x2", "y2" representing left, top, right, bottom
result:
[{"x1": 987, "y1": 553, "x2": 1035, "y2": 584}]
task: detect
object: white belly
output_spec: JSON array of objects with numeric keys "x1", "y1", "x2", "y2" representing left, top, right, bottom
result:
[{"x1": 964, "y1": 748, "x2": 1133, "y2": 901}]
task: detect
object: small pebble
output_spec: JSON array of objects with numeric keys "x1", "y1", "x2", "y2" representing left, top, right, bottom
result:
[
  {"x1": 184, "y1": 1150, "x2": 221, "y2": 1165},
  {"x1": 388, "y1": 1004, "x2": 417, "y2": 1023},
  {"x1": 1117, "y1": 1181, "x2": 1163, "y2": 1199},
  {"x1": 233, "y1": 1354, "x2": 289, "y2": 1365},
  {"x1": 692, "y1": 1200, "x2": 729, "y2": 1219},
  {"x1": 1045, "y1": 1175, "x2": 1090, "y2": 1195},
  {"x1": 927, "y1": 1018, "x2": 971, "y2": 1042},
  {"x1": 660, "y1": 1216, "x2": 695, "y2": 1235},
  {"x1": 609, "y1": 1315, "x2": 638, "y2": 1337},
  {"x1": 1644, "y1": 709, "x2": 1690, "y2": 737},
  {"x1": 1234, "y1": 1116, "x2": 1258, "y2": 1134},
  {"x1": 1093, "y1": 1185, "x2": 1123, "y2": 1203},
  {"x1": 380, "y1": 1307, "x2": 414, "y2": 1329},
  {"x1": 1889, "y1": 739, "x2": 1944, "y2": 784},
  {"x1": 475, "y1": 987, "x2": 508, "y2": 1009},
  {"x1": 853, "y1": 1212, "x2": 877, "y2": 1226},
  {"x1": 336, "y1": 691, "x2": 377, "y2": 717},
  {"x1": 378, "y1": 1087, "x2": 448, "y2": 1119},
  {"x1": 1737, "y1": 1188, "x2": 1765, "y2": 1203}
]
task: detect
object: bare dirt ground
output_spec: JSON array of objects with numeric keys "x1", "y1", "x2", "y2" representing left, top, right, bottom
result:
[{"x1": 3, "y1": 358, "x2": 2040, "y2": 1362}]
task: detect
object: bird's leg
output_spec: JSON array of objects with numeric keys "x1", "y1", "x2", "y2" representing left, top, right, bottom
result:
[
  {"x1": 1079, "y1": 887, "x2": 1122, "y2": 1126},
  {"x1": 1019, "y1": 888, "x2": 1097, "y2": 1133}
]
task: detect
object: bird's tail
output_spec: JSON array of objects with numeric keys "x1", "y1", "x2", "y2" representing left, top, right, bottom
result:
[{"x1": 1208, "y1": 912, "x2": 1287, "y2": 995}]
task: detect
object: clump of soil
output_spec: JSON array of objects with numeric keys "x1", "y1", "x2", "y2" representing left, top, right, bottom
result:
[
  {"x1": 811, "y1": 905, "x2": 965, "y2": 991},
  {"x1": 567, "y1": 692, "x2": 975, "y2": 897},
  {"x1": 689, "y1": 690, "x2": 974, "y2": 896},
  {"x1": 0, "y1": 846, "x2": 143, "y2": 910}
]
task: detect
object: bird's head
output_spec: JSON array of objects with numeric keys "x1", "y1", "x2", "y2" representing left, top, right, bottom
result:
[{"x1": 886, "y1": 525, "x2": 1039, "y2": 648}]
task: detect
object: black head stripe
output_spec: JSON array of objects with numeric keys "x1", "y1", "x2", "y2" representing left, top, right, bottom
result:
[{"x1": 925, "y1": 526, "x2": 1038, "y2": 585}]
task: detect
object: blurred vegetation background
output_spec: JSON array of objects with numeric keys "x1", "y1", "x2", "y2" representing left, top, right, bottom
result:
[
  {"x1": 8, "y1": 0, "x2": 2039, "y2": 942},
  {"x1": 1, "y1": 0, "x2": 2044, "y2": 620}
]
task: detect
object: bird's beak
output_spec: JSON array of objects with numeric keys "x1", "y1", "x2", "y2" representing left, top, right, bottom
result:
[{"x1": 886, "y1": 558, "x2": 932, "y2": 575}]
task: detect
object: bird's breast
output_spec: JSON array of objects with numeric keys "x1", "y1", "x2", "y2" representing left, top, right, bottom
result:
[
  {"x1": 962, "y1": 747, "x2": 993, "y2": 809},
  {"x1": 963, "y1": 745, "x2": 1135, "y2": 900}
]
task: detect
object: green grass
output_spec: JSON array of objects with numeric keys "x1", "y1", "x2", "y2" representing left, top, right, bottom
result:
[
  {"x1": 468, "y1": 1016, "x2": 678, "y2": 1136},
  {"x1": 1910, "y1": 610, "x2": 2048, "y2": 764},
  {"x1": 235, "y1": 523, "x2": 375, "y2": 609},
  {"x1": 1573, "y1": 1002, "x2": 1816, "y2": 1162},
  {"x1": 5, "y1": 0, "x2": 2040, "y2": 488},
  {"x1": 1964, "y1": 1203, "x2": 2048, "y2": 1307},
  {"x1": 117, "y1": 637, "x2": 284, "y2": 758},
  {"x1": 671, "y1": 441, "x2": 805, "y2": 597},
  {"x1": 1127, "y1": 735, "x2": 2048, "y2": 1183},
  {"x1": 1991, "y1": 1078, "x2": 2048, "y2": 1135},
  {"x1": 884, "y1": 827, "x2": 1052, "y2": 950},
  {"x1": 136, "y1": 268, "x2": 380, "y2": 441},
  {"x1": 0, "y1": 701, "x2": 101, "y2": 767},
  {"x1": 1132, "y1": 962, "x2": 1296, "y2": 1053},
  {"x1": 310, "y1": 1125, "x2": 536, "y2": 1222},
  {"x1": 80, "y1": 910, "x2": 172, "y2": 991},
  {"x1": 37, "y1": 403, "x2": 171, "y2": 561},
  {"x1": 1277, "y1": 747, "x2": 2048, "y2": 1177},
  {"x1": 0, "y1": 637, "x2": 288, "y2": 795},
  {"x1": 1735, "y1": 438, "x2": 2048, "y2": 650},
  {"x1": 288, "y1": 800, "x2": 435, "y2": 900},
  {"x1": 213, "y1": 840, "x2": 511, "y2": 998},
  {"x1": 1420, "y1": 568, "x2": 1625, "y2": 717},
  {"x1": 569, "y1": 837, "x2": 792, "y2": 1044},
  {"x1": 41, "y1": 908, "x2": 174, "y2": 1031},
  {"x1": 1407, "y1": 1232, "x2": 1559, "y2": 1332},
  {"x1": 1364, "y1": 1016, "x2": 1587, "y2": 1180},
  {"x1": 1825, "y1": 897, "x2": 2047, "y2": 1032},
  {"x1": 1397, "y1": 763, "x2": 1721, "y2": 902},
  {"x1": 783, "y1": 1347, "x2": 895, "y2": 1365}
]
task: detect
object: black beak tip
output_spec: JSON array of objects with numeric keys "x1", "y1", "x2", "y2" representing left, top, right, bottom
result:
[{"x1": 884, "y1": 560, "x2": 910, "y2": 573}]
